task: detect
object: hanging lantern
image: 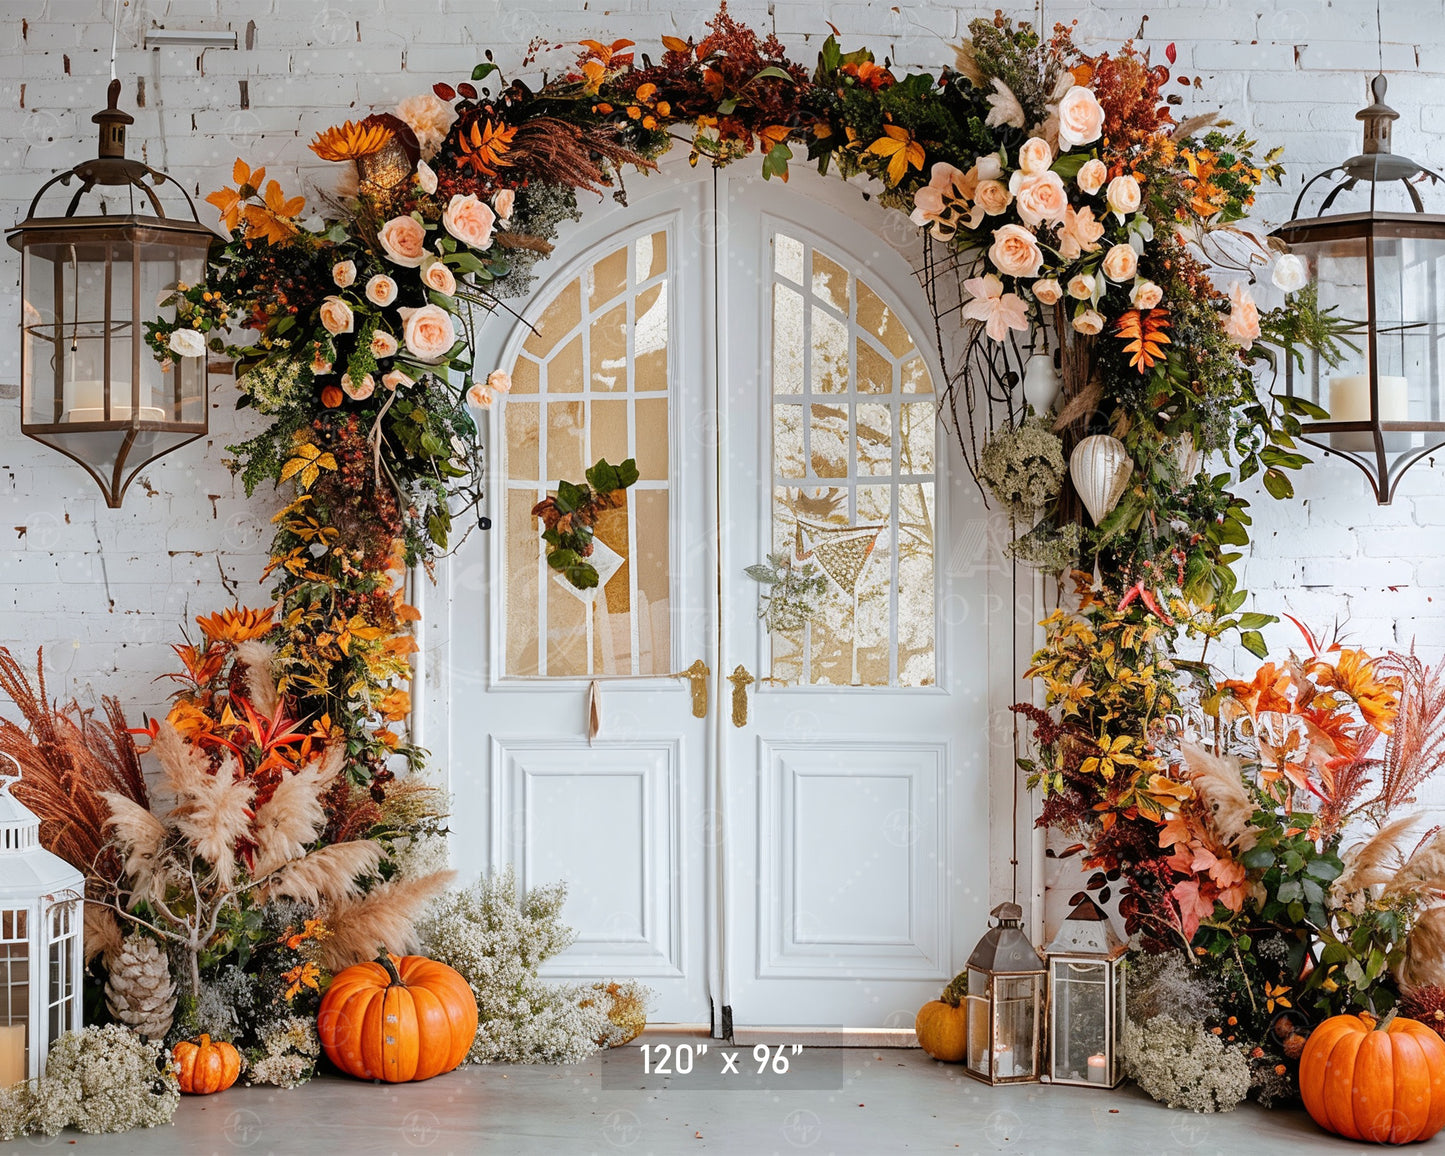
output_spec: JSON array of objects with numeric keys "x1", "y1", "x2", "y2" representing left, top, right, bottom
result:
[
  {"x1": 7, "y1": 79, "x2": 217, "y2": 507},
  {"x1": 962, "y1": 902, "x2": 1045, "y2": 1084},
  {"x1": 1271, "y1": 74, "x2": 1445, "y2": 503},
  {"x1": 0, "y1": 758, "x2": 85, "y2": 1086},
  {"x1": 1068, "y1": 434, "x2": 1133, "y2": 525},
  {"x1": 1045, "y1": 895, "x2": 1127, "y2": 1088}
]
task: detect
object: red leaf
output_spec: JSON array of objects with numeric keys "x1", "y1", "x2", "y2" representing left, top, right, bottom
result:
[
  {"x1": 458, "y1": 82, "x2": 478, "y2": 100},
  {"x1": 1068, "y1": 891, "x2": 1088, "y2": 907},
  {"x1": 1087, "y1": 872, "x2": 1107, "y2": 889},
  {"x1": 1165, "y1": 42, "x2": 1177, "y2": 65},
  {"x1": 433, "y1": 82, "x2": 456, "y2": 101}
]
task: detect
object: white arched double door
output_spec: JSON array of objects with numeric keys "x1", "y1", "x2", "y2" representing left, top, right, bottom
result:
[{"x1": 442, "y1": 161, "x2": 991, "y2": 1031}]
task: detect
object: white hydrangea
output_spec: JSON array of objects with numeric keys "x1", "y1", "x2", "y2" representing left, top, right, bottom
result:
[
  {"x1": 1123, "y1": 1014, "x2": 1252, "y2": 1113},
  {"x1": 420, "y1": 866, "x2": 611, "y2": 1064},
  {"x1": 247, "y1": 1016, "x2": 320, "y2": 1089}
]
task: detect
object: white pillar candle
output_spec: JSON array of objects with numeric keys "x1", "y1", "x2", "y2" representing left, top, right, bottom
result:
[
  {"x1": 1328, "y1": 374, "x2": 1410, "y2": 452},
  {"x1": 1087, "y1": 1053, "x2": 1108, "y2": 1084},
  {"x1": 0, "y1": 1023, "x2": 25, "y2": 1088},
  {"x1": 993, "y1": 1044, "x2": 1014, "y2": 1079}
]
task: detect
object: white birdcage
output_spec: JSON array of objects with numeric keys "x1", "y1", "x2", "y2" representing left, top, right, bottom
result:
[{"x1": 0, "y1": 755, "x2": 85, "y2": 1086}]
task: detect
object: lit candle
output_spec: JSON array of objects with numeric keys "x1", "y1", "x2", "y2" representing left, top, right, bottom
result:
[
  {"x1": 993, "y1": 1044, "x2": 1015, "y2": 1079},
  {"x1": 1087, "y1": 1053, "x2": 1108, "y2": 1084},
  {"x1": 62, "y1": 379, "x2": 158, "y2": 423},
  {"x1": 1328, "y1": 374, "x2": 1410, "y2": 452},
  {"x1": 0, "y1": 1022, "x2": 25, "y2": 1088}
]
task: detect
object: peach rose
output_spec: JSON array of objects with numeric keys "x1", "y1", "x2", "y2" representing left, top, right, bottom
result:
[
  {"x1": 1101, "y1": 243, "x2": 1139, "y2": 282},
  {"x1": 1058, "y1": 204, "x2": 1105, "y2": 261},
  {"x1": 492, "y1": 188, "x2": 515, "y2": 222},
  {"x1": 421, "y1": 258, "x2": 457, "y2": 296},
  {"x1": 1225, "y1": 281, "x2": 1261, "y2": 349},
  {"x1": 1067, "y1": 273, "x2": 1096, "y2": 300},
  {"x1": 365, "y1": 274, "x2": 398, "y2": 307},
  {"x1": 1017, "y1": 136, "x2": 1053, "y2": 175},
  {"x1": 486, "y1": 369, "x2": 512, "y2": 394},
  {"x1": 466, "y1": 381, "x2": 495, "y2": 409},
  {"x1": 1131, "y1": 280, "x2": 1164, "y2": 310},
  {"x1": 318, "y1": 295, "x2": 354, "y2": 336},
  {"x1": 974, "y1": 179, "x2": 1012, "y2": 216},
  {"x1": 1072, "y1": 308, "x2": 1105, "y2": 335},
  {"x1": 416, "y1": 159, "x2": 438, "y2": 196},
  {"x1": 1106, "y1": 174, "x2": 1142, "y2": 219},
  {"x1": 332, "y1": 259, "x2": 357, "y2": 288},
  {"x1": 343, "y1": 373, "x2": 376, "y2": 401},
  {"x1": 382, "y1": 369, "x2": 410, "y2": 391},
  {"x1": 1010, "y1": 170, "x2": 1068, "y2": 227},
  {"x1": 1057, "y1": 85, "x2": 1105, "y2": 149},
  {"x1": 401, "y1": 303, "x2": 456, "y2": 362},
  {"x1": 1032, "y1": 278, "x2": 1063, "y2": 306},
  {"x1": 370, "y1": 330, "x2": 399, "y2": 358},
  {"x1": 1076, "y1": 158, "x2": 1108, "y2": 196},
  {"x1": 443, "y1": 193, "x2": 496, "y2": 251},
  {"x1": 311, "y1": 349, "x2": 333, "y2": 375},
  {"x1": 988, "y1": 223, "x2": 1044, "y2": 279},
  {"x1": 377, "y1": 215, "x2": 427, "y2": 268}
]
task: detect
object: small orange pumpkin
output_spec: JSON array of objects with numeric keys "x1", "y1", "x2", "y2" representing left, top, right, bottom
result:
[
  {"x1": 915, "y1": 975, "x2": 969, "y2": 1063},
  {"x1": 318, "y1": 952, "x2": 477, "y2": 1083},
  {"x1": 1300, "y1": 1010, "x2": 1445, "y2": 1144},
  {"x1": 172, "y1": 1034, "x2": 241, "y2": 1095}
]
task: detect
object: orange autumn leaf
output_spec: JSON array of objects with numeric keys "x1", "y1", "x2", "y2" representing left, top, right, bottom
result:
[
  {"x1": 758, "y1": 124, "x2": 791, "y2": 150},
  {"x1": 457, "y1": 118, "x2": 517, "y2": 177},
  {"x1": 1221, "y1": 662, "x2": 1292, "y2": 717},
  {"x1": 578, "y1": 38, "x2": 634, "y2": 64},
  {"x1": 309, "y1": 119, "x2": 393, "y2": 162},
  {"x1": 866, "y1": 124, "x2": 924, "y2": 186},
  {"x1": 1114, "y1": 308, "x2": 1172, "y2": 372},
  {"x1": 196, "y1": 605, "x2": 276, "y2": 645}
]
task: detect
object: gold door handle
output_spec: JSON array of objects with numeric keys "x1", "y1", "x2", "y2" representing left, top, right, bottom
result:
[
  {"x1": 673, "y1": 659, "x2": 710, "y2": 719},
  {"x1": 727, "y1": 665, "x2": 755, "y2": 728}
]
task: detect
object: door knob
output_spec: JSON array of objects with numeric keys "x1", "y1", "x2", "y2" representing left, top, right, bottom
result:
[
  {"x1": 673, "y1": 659, "x2": 710, "y2": 719},
  {"x1": 727, "y1": 665, "x2": 755, "y2": 728}
]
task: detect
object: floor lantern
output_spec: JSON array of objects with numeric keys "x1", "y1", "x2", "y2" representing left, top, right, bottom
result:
[
  {"x1": 963, "y1": 902, "x2": 1045, "y2": 1084},
  {"x1": 0, "y1": 758, "x2": 85, "y2": 1086},
  {"x1": 7, "y1": 79, "x2": 216, "y2": 507},
  {"x1": 1045, "y1": 896, "x2": 1126, "y2": 1088},
  {"x1": 1272, "y1": 73, "x2": 1445, "y2": 503}
]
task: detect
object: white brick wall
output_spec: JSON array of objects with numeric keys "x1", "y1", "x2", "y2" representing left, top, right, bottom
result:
[{"x1": 1, "y1": 0, "x2": 1443, "y2": 804}]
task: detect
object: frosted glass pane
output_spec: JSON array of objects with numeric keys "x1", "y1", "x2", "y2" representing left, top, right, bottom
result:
[
  {"x1": 901, "y1": 354, "x2": 933, "y2": 395},
  {"x1": 774, "y1": 403, "x2": 804, "y2": 479},
  {"x1": 809, "y1": 403, "x2": 848, "y2": 479},
  {"x1": 856, "y1": 403, "x2": 892, "y2": 476},
  {"x1": 812, "y1": 250, "x2": 850, "y2": 314},
  {"x1": 635, "y1": 281, "x2": 668, "y2": 392},
  {"x1": 773, "y1": 285, "x2": 804, "y2": 395},
  {"x1": 775, "y1": 233, "x2": 804, "y2": 284},
  {"x1": 857, "y1": 338, "x2": 892, "y2": 395},
  {"x1": 588, "y1": 245, "x2": 629, "y2": 311},
  {"x1": 636, "y1": 230, "x2": 667, "y2": 283},
  {"x1": 810, "y1": 306, "x2": 849, "y2": 394},
  {"x1": 590, "y1": 303, "x2": 628, "y2": 392},
  {"x1": 523, "y1": 277, "x2": 580, "y2": 357},
  {"x1": 858, "y1": 280, "x2": 916, "y2": 359}
]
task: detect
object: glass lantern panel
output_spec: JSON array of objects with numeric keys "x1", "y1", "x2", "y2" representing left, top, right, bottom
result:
[
  {"x1": 46, "y1": 901, "x2": 78, "y2": 1045},
  {"x1": 0, "y1": 909, "x2": 29, "y2": 1086},
  {"x1": 1113, "y1": 961, "x2": 1127, "y2": 1084},
  {"x1": 138, "y1": 239, "x2": 208, "y2": 424},
  {"x1": 965, "y1": 969, "x2": 990, "y2": 1077},
  {"x1": 1050, "y1": 958, "x2": 1109, "y2": 1084},
  {"x1": 1371, "y1": 232, "x2": 1445, "y2": 433},
  {"x1": 992, "y1": 975, "x2": 1038, "y2": 1079}
]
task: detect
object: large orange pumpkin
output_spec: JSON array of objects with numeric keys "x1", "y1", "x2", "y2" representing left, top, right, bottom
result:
[
  {"x1": 916, "y1": 997, "x2": 969, "y2": 1062},
  {"x1": 172, "y1": 1034, "x2": 241, "y2": 1094},
  {"x1": 318, "y1": 952, "x2": 477, "y2": 1082},
  {"x1": 1300, "y1": 1011, "x2": 1445, "y2": 1144}
]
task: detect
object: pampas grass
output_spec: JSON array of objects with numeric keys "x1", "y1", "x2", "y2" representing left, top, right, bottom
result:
[
  {"x1": 264, "y1": 840, "x2": 385, "y2": 906},
  {"x1": 1337, "y1": 813, "x2": 1425, "y2": 894},
  {"x1": 320, "y1": 870, "x2": 455, "y2": 971},
  {"x1": 251, "y1": 748, "x2": 342, "y2": 878},
  {"x1": 1399, "y1": 907, "x2": 1445, "y2": 994},
  {"x1": 1182, "y1": 743, "x2": 1257, "y2": 852},
  {"x1": 232, "y1": 640, "x2": 280, "y2": 719}
]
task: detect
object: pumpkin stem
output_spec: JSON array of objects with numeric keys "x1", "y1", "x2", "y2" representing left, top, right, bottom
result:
[
  {"x1": 375, "y1": 950, "x2": 403, "y2": 987},
  {"x1": 197, "y1": 1034, "x2": 210, "y2": 1047},
  {"x1": 941, "y1": 971, "x2": 968, "y2": 1008},
  {"x1": 1376, "y1": 1008, "x2": 1399, "y2": 1032}
]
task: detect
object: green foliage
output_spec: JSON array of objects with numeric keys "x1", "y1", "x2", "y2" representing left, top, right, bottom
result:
[
  {"x1": 535, "y1": 458, "x2": 639, "y2": 590},
  {"x1": 746, "y1": 552, "x2": 829, "y2": 632}
]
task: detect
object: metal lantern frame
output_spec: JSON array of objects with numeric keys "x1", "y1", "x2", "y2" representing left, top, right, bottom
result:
[
  {"x1": 1271, "y1": 74, "x2": 1445, "y2": 504},
  {"x1": 1044, "y1": 896, "x2": 1127, "y2": 1089},
  {"x1": 0, "y1": 756, "x2": 85, "y2": 1086},
  {"x1": 962, "y1": 901, "x2": 1045, "y2": 1085},
  {"x1": 6, "y1": 78, "x2": 217, "y2": 507}
]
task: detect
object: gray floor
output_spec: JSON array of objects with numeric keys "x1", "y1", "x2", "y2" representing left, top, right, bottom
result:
[{"x1": 1, "y1": 1047, "x2": 1361, "y2": 1155}]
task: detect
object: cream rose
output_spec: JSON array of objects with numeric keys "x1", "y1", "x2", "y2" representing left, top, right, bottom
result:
[
  {"x1": 1057, "y1": 85, "x2": 1106, "y2": 149},
  {"x1": 1017, "y1": 136, "x2": 1052, "y2": 175},
  {"x1": 168, "y1": 328, "x2": 205, "y2": 358},
  {"x1": 486, "y1": 369, "x2": 512, "y2": 394},
  {"x1": 974, "y1": 179, "x2": 1012, "y2": 216},
  {"x1": 1076, "y1": 158, "x2": 1108, "y2": 196},
  {"x1": 1072, "y1": 308, "x2": 1105, "y2": 335},
  {"x1": 332, "y1": 260, "x2": 357, "y2": 288},
  {"x1": 1225, "y1": 281, "x2": 1261, "y2": 349},
  {"x1": 377, "y1": 215, "x2": 427, "y2": 268},
  {"x1": 318, "y1": 295, "x2": 354, "y2": 336},
  {"x1": 466, "y1": 381, "x2": 495, "y2": 409},
  {"x1": 370, "y1": 331, "x2": 399, "y2": 358},
  {"x1": 1011, "y1": 170, "x2": 1068, "y2": 227},
  {"x1": 975, "y1": 153, "x2": 1003, "y2": 182},
  {"x1": 1101, "y1": 243, "x2": 1139, "y2": 282},
  {"x1": 365, "y1": 274, "x2": 398, "y2": 307},
  {"x1": 492, "y1": 188, "x2": 515, "y2": 222},
  {"x1": 402, "y1": 303, "x2": 456, "y2": 362},
  {"x1": 1272, "y1": 253, "x2": 1309, "y2": 293},
  {"x1": 1106, "y1": 174, "x2": 1142, "y2": 218},
  {"x1": 343, "y1": 373, "x2": 376, "y2": 401},
  {"x1": 443, "y1": 193, "x2": 496, "y2": 251},
  {"x1": 1067, "y1": 273, "x2": 1096, "y2": 300},
  {"x1": 1032, "y1": 278, "x2": 1063, "y2": 306},
  {"x1": 988, "y1": 223, "x2": 1044, "y2": 279},
  {"x1": 421, "y1": 258, "x2": 457, "y2": 296},
  {"x1": 1131, "y1": 280, "x2": 1164, "y2": 310},
  {"x1": 415, "y1": 159, "x2": 438, "y2": 196},
  {"x1": 382, "y1": 369, "x2": 410, "y2": 391}
]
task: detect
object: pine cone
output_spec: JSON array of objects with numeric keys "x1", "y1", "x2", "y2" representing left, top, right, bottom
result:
[{"x1": 105, "y1": 934, "x2": 176, "y2": 1041}]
